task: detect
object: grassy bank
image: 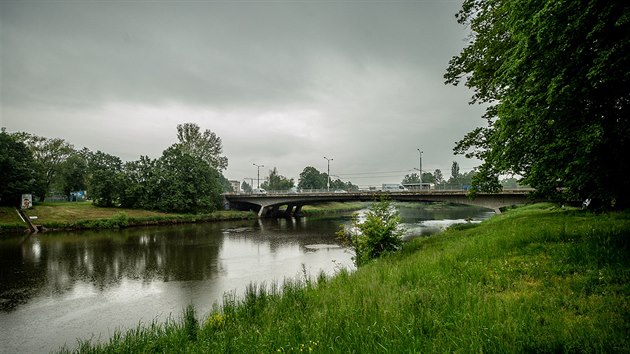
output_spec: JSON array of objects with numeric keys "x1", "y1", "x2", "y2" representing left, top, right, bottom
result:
[
  {"x1": 0, "y1": 201, "x2": 364, "y2": 233},
  {"x1": 300, "y1": 202, "x2": 368, "y2": 216},
  {"x1": 60, "y1": 203, "x2": 630, "y2": 353},
  {"x1": 0, "y1": 206, "x2": 25, "y2": 232},
  {"x1": 0, "y1": 201, "x2": 256, "y2": 232}
]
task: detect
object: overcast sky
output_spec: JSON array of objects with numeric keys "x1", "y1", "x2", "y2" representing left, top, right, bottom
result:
[{"x1": 1, "y1": 0, "x2": 484, "y2": 188}]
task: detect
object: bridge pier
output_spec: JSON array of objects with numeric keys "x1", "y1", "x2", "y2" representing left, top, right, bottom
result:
[
  {"x1": 284, "y1": 204, "x2": 296, "y2": 218},
  {"x1": 293, "y1": 205, "x2": 303, "y2": 217}
]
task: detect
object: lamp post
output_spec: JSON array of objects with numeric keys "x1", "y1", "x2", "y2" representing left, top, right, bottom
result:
[
  {"x1": 324, "y1": 156, "x2": 333, "y2": 192},
  {"x1": 417, "y1": 149, "x2": 423, "y2": 184},
  {"x1": 253, "y1": 163, "x2": 264, "y2": 188}
]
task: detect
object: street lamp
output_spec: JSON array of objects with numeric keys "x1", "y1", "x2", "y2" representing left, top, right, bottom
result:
[
  {"x1": 253, "y1": 163, "x2": 264, "y2": 188},
  {"x1": 417, "y1": 149, "x2": 423, "y2": 184},
  {"x1": 324, "y1": 156, "x2": 333, "y2": 192}
]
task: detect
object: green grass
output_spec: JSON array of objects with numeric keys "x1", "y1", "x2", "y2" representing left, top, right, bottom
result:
[
  {"x1": 0, "y1": 206, "x2": 25, "y2": 232},
  {"x1": 58, "y1": 203, "x2": 630, "y2": 353},
  {"x1": 0, "y1": 201, "x2": 256, "y2": 232},
  {"x1": 300, "y1": 202, "x2": 368, "y2": 216}
]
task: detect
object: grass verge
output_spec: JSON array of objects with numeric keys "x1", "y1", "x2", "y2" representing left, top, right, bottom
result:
[
  {"x1": 58, "y1": 203, "x2": 630, "y2": 352},
  {"x1": 0, "y1": 206, "x2": 25, "y2": 232},
  {"x1": 300, "y1": 202, "x2": 368, "y2": 216},
  {"x1": 0, "y1": 201, "x2": 256, "y2": 233}
]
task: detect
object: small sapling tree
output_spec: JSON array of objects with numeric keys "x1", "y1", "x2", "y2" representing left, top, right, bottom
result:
[{"x1": 337, "y1": 198, "x2": 405, "y2": 266}]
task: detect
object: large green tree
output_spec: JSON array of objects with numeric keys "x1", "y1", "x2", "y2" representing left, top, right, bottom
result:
[
  {"x1": 297, "y1": 166, "x2": 327, "y2": 190},
  {"x1": 56, "y1": 150, "x2": 89, "y2": 199},
  {"x1": 86, "y1": 151, "x2": 124, "y2": 207},
  {"x1": 0, "y1": 132, "x2": 36, "y2": 206},
  {"x1": 330, "y1": 178, "x2": 358, "y2": 191},
  {"x1": 119, "y1": 155, "x2": 158, "y2": 209},
  {"x1": 261, "y1": 167, "x2": 294, "y2": 191},
  {"x1": 154, "y1": 145, "x2": 223, "y2": 213},
  {"x1": 11, "y1": 132, "x2": 74, "y2": 200},
  {"x1": 445, "y1": 0, "x2": 630, "y2": 207},
  {"x1": 176, "y1": 123, "x2": 228, "y2": 171}
]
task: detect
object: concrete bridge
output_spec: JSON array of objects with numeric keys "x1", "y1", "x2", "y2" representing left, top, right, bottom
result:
[{"x1": 224, "y1": 189, "x2": 534, "y2": 217}]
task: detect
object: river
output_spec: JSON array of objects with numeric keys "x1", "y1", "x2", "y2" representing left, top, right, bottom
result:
[{"x1": 0, "y1": 203, "x2": 493, "y2": 353}]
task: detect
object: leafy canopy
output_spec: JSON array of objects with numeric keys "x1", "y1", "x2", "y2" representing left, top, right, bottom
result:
[
  {"x1": 0, "y1": 132, "x2": 37, "y2": 206},
  {"x1": 176, "y1": 123, "x2": 228, "y2": 171},
  {"x1": 445, "y1": 0, "x2": 630, "y2": 207},
  {"x1": 261, "y1": 167, "x2": 294, "y2": 191}
]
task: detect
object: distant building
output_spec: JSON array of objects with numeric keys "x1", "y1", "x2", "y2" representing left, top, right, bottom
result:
[{"x1": 229, "y1": 180, "x2": 241, "y2": 193}]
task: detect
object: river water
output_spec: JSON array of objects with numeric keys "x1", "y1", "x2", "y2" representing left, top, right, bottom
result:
[{"x1": 0, "y1": 203, "x2": 492, "y2": 353}]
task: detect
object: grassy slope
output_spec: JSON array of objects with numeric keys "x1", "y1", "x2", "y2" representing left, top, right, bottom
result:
[
  {"x1": 0, "y1": 206, "x2": 24, "y2": 231},
  {"x1": 1, "y1": 201, "x2": 364, "y2": 233},
  {"x1": 63, "y1": 203, "x2": 630, "y2": 353},
  {"x1": 7, "y1": 201, "x2": 255, "y2": 231}
]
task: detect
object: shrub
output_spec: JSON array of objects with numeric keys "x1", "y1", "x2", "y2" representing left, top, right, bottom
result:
[{"x1": 337, "y1": 198, "x2": 405, "y2": 266}]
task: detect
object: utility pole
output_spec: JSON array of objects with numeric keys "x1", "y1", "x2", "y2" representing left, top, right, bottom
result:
[
  {"x1": 324, "y1": 156, "x2": 333, "y2": 192},
  {"x1": 253, "y1": 163, "x2": 264, "y2": 188},
  {"x1": 417, "y1": 148, "x2": 423, "y2": 184}
]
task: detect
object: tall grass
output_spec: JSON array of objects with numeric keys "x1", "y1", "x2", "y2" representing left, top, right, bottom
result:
[{"x1": 59, "y1": 203, "x2": 630, "y2": 353}]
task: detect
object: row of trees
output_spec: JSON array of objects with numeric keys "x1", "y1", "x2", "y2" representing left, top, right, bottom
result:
[
  {"x1": 0, "y1": 124, "x2": 230, "y2": 213},
  {"x1": 401, "y1": 161, "x2": 475, "y2": 188},
  {"x1": 402, "y1": 161, "x2": 526, "y2": 190},
  {"x1": 241, "y1": 166, "x2": 359, "y2": 193}
]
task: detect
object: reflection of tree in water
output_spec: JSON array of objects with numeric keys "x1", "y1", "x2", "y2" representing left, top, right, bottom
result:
[
  {"x1": 225, "y1": 216, "x2": 346, "y2": 254},
  {"x1": 1, "y1": 223, "x2": 228, "y2": 311},
  {"x1": 1, "y1": 235, "x2": 47, "y2": 311},
  {"x1": 396, "y1": 202, "x2": 492, "y2": 222}
]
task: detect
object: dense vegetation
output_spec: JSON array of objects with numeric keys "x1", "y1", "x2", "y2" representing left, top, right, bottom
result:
[
  {"x1": 59, "y1": 204, "x2": 630, "y2": 353},
  {"x1": 0, "y1": 124, "x2": 229, "y2": 213},
  {"x1": 445, "y1": 0, "x2": 630, "y2": 207}
]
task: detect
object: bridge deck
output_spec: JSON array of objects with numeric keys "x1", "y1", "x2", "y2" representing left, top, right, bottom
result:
[{"x1": 224, "y1": 189, "x2": 534, "y2": 217}]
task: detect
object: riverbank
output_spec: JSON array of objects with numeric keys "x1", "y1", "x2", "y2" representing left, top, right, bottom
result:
[
  {"x1": 59, "y1": 203, "x2": 630, "y2": 353},
  {"x1": 0, "y1": 201, "x2": 368, "y2": 234},
  {"x1": 0, "y1": 202, "x2": 256, "y2": 233}
]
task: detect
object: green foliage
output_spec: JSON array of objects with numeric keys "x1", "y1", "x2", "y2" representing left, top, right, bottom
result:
[
  {"x1": 337, "y1": 198, "x2": 404, "y2": 266},
  {"x1": 260, "y1": 167, "x2": 294, "y2": 191},
  {"x1": 329, "y1": 178, "x2": 358, "y2": 191},
  {"x1": 445, "y1": 0, "x2": 630, "y2": 207},
  {"x1": 11, "y1": 132, "x2": 75, "y2": 201},
  {"x1": 182, "y1": 305, "x2": 198, "y2": 342},
  {"x1": 241, "y1": 180, "x2": 252, "y2": 193},
  {"x1": 175, "y1": 122, "x2": 228, "y2": 171},
  {"x1": 0, "y1": 132, "x2": 37, "y2": 206},
  {"x1": 297, "y1": 166, "x2": 327, "y2": 190},
  {"x1": 86, "y1": 151, "x2": 124, "y2": 207},
  {"x1": 56, "y1": 151, "x2": 88, "y2": 199},
  {"x1": 119, "y1": 156, "x2": 158, "y2": 209},
  {"x1": 402, "y1": 172, "x2": 421, "y2": 184},
  {"x1": 153, "y1": 144, "x2": 223, "y2": 213}
]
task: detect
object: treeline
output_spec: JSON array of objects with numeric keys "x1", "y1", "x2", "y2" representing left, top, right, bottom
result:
[
  {"x1": 0, "y1": 123, "x2": 230, "y2": 213},
  {"x1": 240, "y1": 166, "x2": 359, "y2": 193},
  {"x1": 401, "y1": 161, "x2": 526, "y2": 189}
]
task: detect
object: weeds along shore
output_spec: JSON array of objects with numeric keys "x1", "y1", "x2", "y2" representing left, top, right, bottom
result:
[{"x1": 58, "y1": 203, "x2": 630, "y2": 353}]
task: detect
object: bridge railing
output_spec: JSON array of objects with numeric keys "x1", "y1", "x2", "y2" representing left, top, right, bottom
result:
[{"x1": 225, "y1": 186, "x2": 534, "y2": 196}]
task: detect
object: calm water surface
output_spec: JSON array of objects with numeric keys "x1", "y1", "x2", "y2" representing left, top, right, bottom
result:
[{"x1": 0, "y1": 203, "x2": 492, "y2": 353}]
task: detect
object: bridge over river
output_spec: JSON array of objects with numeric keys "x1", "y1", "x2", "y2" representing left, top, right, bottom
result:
[{"x1": 224, "y1": 189, "x2": 534, "y2": 217}]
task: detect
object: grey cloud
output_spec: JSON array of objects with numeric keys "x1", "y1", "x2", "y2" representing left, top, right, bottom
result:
[{"x1": 1, "y1": 0, "x2": 483, "y2": 186}]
